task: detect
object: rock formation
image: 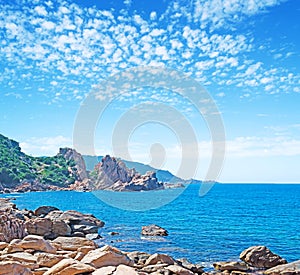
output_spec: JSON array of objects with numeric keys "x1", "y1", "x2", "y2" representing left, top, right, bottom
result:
[
  {"x1": 141, "y1": 224, "x2": 168, "y2": 236},
  {"x1": 58, "y1": 148, "x2": 88, "y2": 182},
  {"x1": 91, "y1": 155, "x2": 164, "y2": 191},
  {"x1": 0, "y1": 198, "x2": 299, "y2": 275},
  {"x1": 240, "y1": 246, "x2": 287, "y2": 268}
]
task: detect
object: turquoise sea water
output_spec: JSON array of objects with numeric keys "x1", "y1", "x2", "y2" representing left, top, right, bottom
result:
[{"x1": 1, "y1": 184, "x2": 299, "y2": 267}]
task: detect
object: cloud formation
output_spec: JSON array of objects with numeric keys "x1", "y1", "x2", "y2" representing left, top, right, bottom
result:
[{"x1": 0, "y1": 0, "x2": 298, "y2": 104}]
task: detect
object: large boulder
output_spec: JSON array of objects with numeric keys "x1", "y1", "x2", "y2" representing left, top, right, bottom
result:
[
  {"x1": 240, "y1": 246, "x2": 287, "y2": 268},
  {"x1": 34, "y1": 206, "x2": 59, "y2": 217},
  {"x1": 264, "y1": 260, "x2": 300, "y2": 275},
  {"x1": 51, "y1": 236, "x2": 96, "y2": 251},
  {"x1": 141, "y1": 224, "x2": 168, "y2": 236},
  {"x1": 144, "y1": 253, "x2": 175, "y2": 266},
  {"x1": 0, "y1": 211, "x2": 27, "y2": 242},
  {"x1": 43, "y1": 258, "x2": 95, "y2": 275},
  {"x1": 5, "y1": 235, "x2": 57, "y2": 254},
  {"x1": 0, "y1": 261, "x2": 32, "y2": 275},
  {"x1": 81, "y1": 246, "x2": 134, "y2": 268}
]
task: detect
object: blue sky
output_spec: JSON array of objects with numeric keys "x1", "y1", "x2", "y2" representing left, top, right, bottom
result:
[{"x1": 0, "y1": 0, "x2": 299, "y2": 182}]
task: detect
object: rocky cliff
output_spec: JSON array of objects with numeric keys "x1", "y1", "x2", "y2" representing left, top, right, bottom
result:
[
  {"x1": 0, "y1": 134, "x2": 87, "y2": 193},
  {"x1": 91, "y1": 155, "x2": 164, "y2": 191}
]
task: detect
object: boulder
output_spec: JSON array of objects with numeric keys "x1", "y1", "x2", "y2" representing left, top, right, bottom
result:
[
  {"x1": 35, "y1": 252, "x2": 66, "y2": 267},
  {"x1": 127, "y1": 251, "x2": 151, "y2": 265},
  {"x1": 264, "y1": 260, "x2": 300, "y2": 275},
  {"x1": 213, "y1": 261, "x2": 249, "y2": 272},
  {"x1": 166, "y1": 264, "x2": 195, "y2": 275},
  {"x1": 177, "y1": 258, "x2": 204, "y2": 274},
  {"x1": 0, "y1": 211, "x2": 27, "y2": 242},
  {"x1": 240, "y1": 246, "x2": 287, "y2": 268},
  {"x1": 81, "y1": 247, "x2": 134, "y2": 268},
  {"x1": 86, "y1": 233, "x2": 102, "y2": 240},
  {"x1": 17, "y1": 235, "x2": 57, "y2": 254},
  {"x1": 144, "y1": 253, "x2": 175, "y2": 266},
  {"x1": 43, "y1": 258, "x2": 95, "y2": 275},
  {"x1": 141, "y1": 224, "x2": 168, "y2": 236},
  {"x1": 25, "y1": 218, "x2": 53, "y2": 237},
  {"x1": 51, "y1": 236, "x2": 96, "y2": 251},
  {"x1": 92, "y1": 266, "x2": 116, "y2": 274},
  {"x1": 114, "y1": 264, "x2": 141, "y2": 275},
  {"x1": 0, "y1": 261, "x2": 32, "y2": 275},
  {"x1": 0, "y1": 252, "x2": 38, "y2": 269},
  {"x1": 34, "y1": 206, "x2": 59, "y2": 217}
]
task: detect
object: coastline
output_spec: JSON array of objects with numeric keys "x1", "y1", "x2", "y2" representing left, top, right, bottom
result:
[{"x1": 1, "y1": 196, "x2": 299, "y2": 275}]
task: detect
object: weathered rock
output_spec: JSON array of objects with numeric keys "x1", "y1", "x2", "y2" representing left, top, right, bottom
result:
[
  {"x1": 0, "y1": 252, "x2": 38, "y2": 269},
  {"x1": 81, "y1": 246, "x2": 134, "y2": 268},
  {"x1": 50, "y1": 210, "x2": 105, "y2": 227},
  {"x1": 264, "y1": 260, "x2": 300, "y2": 275},
  {"x1": 127, "y1": 251, "x2": 151, "y2": 265},
  {"x1": 92, "y1": 155, "x2": 164, "y2": 191},
  {"x1": 43, "y1": 258, "x2": 95, "y2": 275},
  {"x1": 114, "y1": 264, "x2": 141, "y2": 275},
  {"x1": 25, "y1": 218, "x2": 53, "y2": 237},
  {"x1": 58, "y1": 148, "x2": 89, "y2": 182},
  {"x1": 92, "y1": 266, "x2": 116, "y2": 274},
  {"x1": 0, "y1": 241, "x2": 8, "y2": 250},
  {"x1": 141, "y1": 263, "x2": 169, "y2": 273},
  {"x1": 0, "y1": 261, "x2": 32, "y2": 275},
  {"x1": 213, "y1": 261, "x2": 249, "y2": 272},
  {"x1": 0, "y1": 211, "x2": 27, "y2": 242},
  {"x1": 51, "y1": 236, "x2": 96, "y2": 251},
  {"x1": 32, "y1": 267, "x2": 49, "y2": 275},
  {"x1": 86, "y1": 233, "x2": 102, "y2": 240},
  {"x1": 166, "y1": 264, "x2": 195, "y2": 275},
  {"x1": 35, "y1": 252, "x2": 66, "y2": 267},
  {"x1": 17, "y1": 235, "x2": 57, "y2": 253},
  {"x1": 240, "y1": 246, "x2": 287, "y2": 268},
  {"x1": 141, "y1": 224, "x2": 168, "y2": 236},
  {"x1": 177, "y1": 258, "x2": 204, "y2": 274},
  {"x1": 144, "y1": 253, "x2": 175, "y2": 266},
  {"x1": 34, "y1": 206, "x2": 59, "y2": 217}
]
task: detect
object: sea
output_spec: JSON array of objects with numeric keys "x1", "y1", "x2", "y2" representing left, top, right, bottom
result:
[{"x1": 1, "y1": 183, "x2": 299, "y2": 268}]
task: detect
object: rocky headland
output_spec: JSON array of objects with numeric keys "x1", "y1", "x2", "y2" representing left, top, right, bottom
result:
[
  {"x1": 0, "y1": 198, "x2": 299, "y2": 275},
  {"x1": 0, "y1": 134, "x2": 183, "y2": 194}
]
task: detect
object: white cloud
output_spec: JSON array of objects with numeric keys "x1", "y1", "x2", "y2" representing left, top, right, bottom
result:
[
  {"x1": 34, "y1": 6, "x2": 48, "y2": 16},
  {"x1": 20, "y1": 136, "x2": 72, "y2": 156}
]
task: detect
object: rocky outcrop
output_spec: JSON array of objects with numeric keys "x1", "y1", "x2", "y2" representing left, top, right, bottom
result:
[
  {"x1": 92, "y1": 155, "x2": 164, "y2": 191},
  {"x1": 141, "y1": 224, "x2": 168, "y2": 236},
  {"x1": 240, "y1": 246, "x2": 287, "y2": 268},
  {"x1": 25, "y1": 208, "x2": 104, "y2": 240},
  {"x1": 58, "y1": 148, "x2": 88, "y2": 182},
  {"x1": 264, "y1": 260, "x2": 300, "y2": 275}
]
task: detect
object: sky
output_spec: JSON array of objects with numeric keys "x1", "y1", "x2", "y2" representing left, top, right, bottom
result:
[{"x1": 0, "y1": 0, "x2": 299, "y2": 183}]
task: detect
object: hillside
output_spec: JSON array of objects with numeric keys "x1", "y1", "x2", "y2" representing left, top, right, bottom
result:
[{"x1": 0, "y1": 134, "x2": 82, "y2": 191}]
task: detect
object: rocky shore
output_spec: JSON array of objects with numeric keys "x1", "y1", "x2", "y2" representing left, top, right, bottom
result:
[{"x1": 0, "y1": 198, "x2": 299, "y2": 275}]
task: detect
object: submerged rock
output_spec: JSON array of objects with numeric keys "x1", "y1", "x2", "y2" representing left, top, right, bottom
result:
[{"x1": 141, "y1": 224, "x2": 168, "y2": 236}]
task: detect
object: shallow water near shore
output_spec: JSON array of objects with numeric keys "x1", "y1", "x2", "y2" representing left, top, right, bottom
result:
[{"x1": 1, "y1": 183, "x2": 300, "y2": 267}]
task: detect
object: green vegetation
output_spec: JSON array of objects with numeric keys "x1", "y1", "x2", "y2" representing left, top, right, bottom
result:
[{"x1": 0, "y1": 134, "x2": 77, "y2": 188}]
